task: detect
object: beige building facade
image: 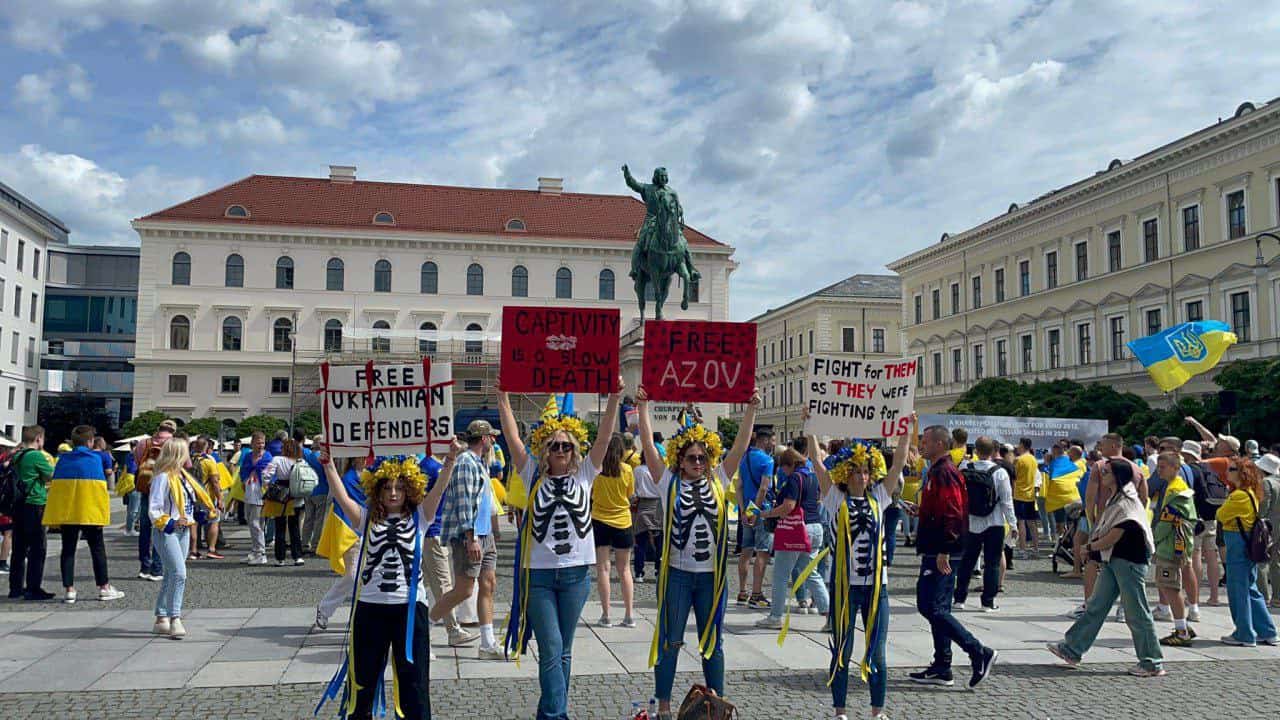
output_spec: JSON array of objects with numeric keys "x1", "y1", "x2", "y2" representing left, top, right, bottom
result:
[
  {"x1": 739, "y1": 274, "x2": 902, "y2": 440},
  {"x1": 889, "y1": 99, "x2": 1280, "y2": 413}
]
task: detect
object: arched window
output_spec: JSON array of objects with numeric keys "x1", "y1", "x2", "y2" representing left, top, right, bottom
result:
[
  {"x1": 221, "y1": 316, "x2": 242, "y2": 351},
  {"x1": 505, "y1": 218, "x2": 526, "y2": 232},
  {"x1": 324, "y1": 319, "x2": 343, "y2": 352},
  {"x1": 598, "y1": 268, "x2": 615, "y2": 300},
  {"x1": 373, "y1": 211, "x2": 395, "y2": 225},
  {"x1": 225, "y1": 254, "x2": 244, "y2": 287},
  {"x1": 418, "y1": 321, "x2": 437, "y2": 354},
  {"x1": 466, "y1": 263, "x2": 484, "y2": 296},
  {"x1": 465, "y1": 323, "x2": 483, "y2": 354},
  {"x1": 420, "y1": 261, "x2": 438, "y2": 294},
  {"x1": 555, "y1": 267, "x2": 572, "y2": 299},
  {"x1": 225, "y1": 205, "x2": 249, "y2": 218},
  {"x1": 326, "y1": 257, "x2": 344, "y2": 291},
  {"x1": 371, "y1": 320, "x2": 391, "y2": 353},
  {"x1": 511, "y1": 265, "x2": 529, "y2": 297},
  {"x1": 374, "y1": 259, "x2": 392, "y2": 292},
  {"x1": 171, "y1": 252, "x2": 191, "y2": 286},
  {"x1": 169, "y1": 315, "x2": 190, "y2": 350},
  {"x1": 272, "y1": 317, "x2": 293, "y2": 352},
  {"x1": 275, "y1": 256, "x2": 294, "y2": 289}
]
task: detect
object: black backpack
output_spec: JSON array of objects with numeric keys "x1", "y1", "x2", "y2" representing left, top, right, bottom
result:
[
  {"x1": 1238, "y1": 491, "x2": 1275, "y2": 564},
  {"x1": 961, "y1": 463, "x2": 999, "y2": 517},
  {"x1": 0, "y1": 449, "x2": 32, "y2": 517},
  {"x1": 1198, "y1": 463, "x2": 1230, "y2": 506}
]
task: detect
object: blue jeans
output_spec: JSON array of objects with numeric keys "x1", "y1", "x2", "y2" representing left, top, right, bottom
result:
[
  {"x1": 527, "y1": 565, "x2": 592, "y2": 720},
  {"x1": 916, "y1": 555, "x2": 984, "y2": 670},
  {"x1": 125, "y1": 491, "x2": 142, "y2": 532},
  {"x1": 1224, "y1": 533, "x2": 1277, "y2": 644},
  {"x1": 138, "y1": 521, "x2": 161, "y2": 576},
  {"x1": 154, "y1": 527, "x2": 189, "y2": 618},
  {"x1": 654, "y1": 568, "x2": 725, "y2": 702},
  {"x1": 770, "y1": 523, "x2": 829, "y2": 617},
  {"x1": 1059, "y1": 557, "x2": 1162, "y2": 670},
  {"x1": 831, "y1": 585, "x2": 888, "y2": 711},
  {"x1": 882, "y1": 507, "x2": 903, "y2": 566}
]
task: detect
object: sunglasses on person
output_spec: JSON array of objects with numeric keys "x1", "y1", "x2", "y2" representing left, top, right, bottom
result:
[
  {"x1": 683, "y1": 453, "x2": 709, "y2": 465},
  {"x1": 547, "y1": 441, "x2": 575, "y2": 454}
]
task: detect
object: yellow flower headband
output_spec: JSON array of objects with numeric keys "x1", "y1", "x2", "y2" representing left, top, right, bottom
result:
[
  {"x1": 529, "y1": 415, "x2": 589, "y2": 455},
  {"x1": 664, "y1": 424, "x2": 724, "y2": 470},
  {"x1": 829, "y1": 443, "x2": 887, "y2": 485},
  {"x1": 360, "y1": 457, "x2": 428, "y2": 498}
]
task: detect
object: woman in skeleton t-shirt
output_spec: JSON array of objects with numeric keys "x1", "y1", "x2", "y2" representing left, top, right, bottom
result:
[
  {"x1": 496, "y1": 378, "x2": 623, "y2": 720},
  {"x1": 318, "y1": 443, "x2": 457, "y2": 720},
  {"x1": 636, "y1": 385, "x2": 759, "y2": 720}
]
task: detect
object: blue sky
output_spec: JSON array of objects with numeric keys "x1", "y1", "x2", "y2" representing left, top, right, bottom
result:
[{"x1": 3, "y1": 1, "x2": 1279, "y2": 320}]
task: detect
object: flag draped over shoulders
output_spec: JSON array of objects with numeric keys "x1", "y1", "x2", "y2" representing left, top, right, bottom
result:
[
  {"x1": 44, "y1": 446, "x2": 110, "y2": 527},
  {"x1": 316, "y1": 468, "x2": 366, "y2": 575},
  {"x1": 1044, "y1": 455, "x2": 1083, "y2": 513}
]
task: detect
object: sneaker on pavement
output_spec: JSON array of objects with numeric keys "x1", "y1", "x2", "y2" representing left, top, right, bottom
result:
[
  {"x1": 1067, "y1": 604, "x2": 1087, "y2": 619},
  {"x1": 64, "y1": 589, "x2": 77, "y2": 604},
  {"x1": 1259, "y1": 637, "x2": 1279, "y2": 646},
  {"x1": 1152, "y1": 607, "x2": 1173, "y2": 622},
  {"x1": 1128, "y1": 663, "x2": 1167, "y2": 677},
  {"x1": 754, "y1": 616, "x2": 783, "y2": 629},
  {"x1": 969, "y1": 647, "x2": 997, "y2": 688},
  {"x1": 980, "y1": 604, "x2": 999, "y2": 613},
  {"x1": 907, "y1": 667, "x2": 954, "y2": 686},
  {"x1": 1187, "y1": 607, "x2": 1201, "y2": 623},
  {"x1": 249, "y1": 557, "x2": 268, "y2": 566},
  {"x1": 598, "y1": 614, "x2": 613, "y2": 627},
  {"x1": 153, "y1": 617, "x2": 171, "y2": 635},
  {"x1": 747, "y1": 595, "x2": 771, "y2": 610},
  {"x1": 98, "y1": 586, "x2": 125, "y2": 601},
  {"x1": 1220, "y1": 634, "x2": 1255, "y2": 647},
  {"x1": 1046, "y1": 642, "x2": 1080, "y2": 667},
  {"x1": 620, "y1": 617, "x2": 637, "y2": 628},
  {"x1": 147, "y1": 573, "x2": 164, "y2": 582},
  {"x1": 953, "y1": 602, "x2": 967, "y2": 611},
  {"x1": 169, "y1": 617, "x2": 186, "y2": 640},
  {"x1": 24, "y1": 589, "x2": 56, "y2": 601},
  {"x1": 736, "y1": 591, "x2": 749, "y2": 605},
  {"x1": 1160, "y1": 631, "x2": 1193, "y2": 647},
  {"x1": 294, "y1": 558, "x2": 305, "y2": 566},
  {"x1": 313, "y1": 609, "x2": 329, "y2": 631},
  {"x1": 0, "y1": 560, "x2": 10, "y2": 574},
  {"x1": 448, "y1": 629, "x2": 480, "y2": 646},
  {"x1": 275, "y1": 560, "x2": 287, "y2": 567},
  {"x1": 478, "y1": 645, "x2": 506, "y2": 661}
]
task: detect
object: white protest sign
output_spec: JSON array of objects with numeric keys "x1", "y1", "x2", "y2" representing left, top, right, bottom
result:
[
  {"x1": 803, "y1": 355, "x2": 918, "y2": 439},
  {"x1": 320, "y1": 360, "x2": 455, "y2": 458}
]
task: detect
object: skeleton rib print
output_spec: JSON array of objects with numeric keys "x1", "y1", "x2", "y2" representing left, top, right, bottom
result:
[
  {"x1": 672, "y1": 480, "x2": 719, "y2": 563},
  {"x1": 531, "y1": 474, "x2": 592, "y2": 556},
  {"x1": 362, "y1": 517, "x2": 415, "y2": 594}
]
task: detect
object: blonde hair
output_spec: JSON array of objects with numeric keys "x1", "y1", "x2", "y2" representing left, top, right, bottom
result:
[
  {"x1": 155, "y1": 437, "x2": 190, "y2": 479},
  {"x1": 537, "y1": 429, "x2": 582, "y2": 479}
]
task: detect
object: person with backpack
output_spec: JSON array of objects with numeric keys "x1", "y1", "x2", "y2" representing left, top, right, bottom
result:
[
  {"x1": 263, "y1": 439, "x2": 306, "y2": 567},
  {"x1": 1180, "y1": 440, "x2": 1226, "y2": 611},
  {"x1": 189, "y1": 439, "x2": 224, "y2": 560},
  {"x1": 953, "y1": 437, "x2": 1014, "y2": 612},
  {"x1": 1253, "y1": 453, "x2": 1280, "y2": 607},
  {"x1": 1151, "y1": 452, "x2": 1199, "y2": 647},
  {"x1": 736, "y1": 426, "x2": 775, "y2": 609},
  {"x1": 135, "y1": 420, "x2": 176, "y2": 580},
  {"x1": 299, "y1": 433, "x2": 329, "y2": 556},
  {"x1": 6, "y1": 425, "x2": 56, "y2": 600},
  {"x1": 43, "y1": 424, "x2": 126, "y2": 604},
  {"x1": 1216, "y1": 457, "x2": 1278, "y2": 646},
  {"x1": 754, "y1": 444, "x2": 829, "y2": 630}
]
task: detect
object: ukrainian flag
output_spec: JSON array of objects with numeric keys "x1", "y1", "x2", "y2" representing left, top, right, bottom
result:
[
  {"x1": 1044, "y1": 454, "x2": 1083, "y2": 513},
  {"x1": 316, "y1": 468, "x2": 367, "y2": 575},
  {"x1": 44, "y1": 446, "x2": 111, "y2": 527},
  {"x1": 1127, "y1": 320, "x2": 1238, "y2": 392}
]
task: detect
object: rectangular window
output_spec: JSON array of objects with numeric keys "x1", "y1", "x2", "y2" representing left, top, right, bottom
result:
[
  {"x1": 994, "y1": 268, "x2": 1005, "y2": 303},
  {"x1": 1185, "y1": 300, "x2": 1203, "y2": 322},
  {"x1": 1110, "y1": 316, "x2": 1126, "y2": 360},
  {"x1": 32, "y1": 249, "x2": 40, "y2": 279},
  {"x1": 914, "y1": 295, "x2": 922, "y2": 324},
  {"x1": 29, "y1": 292, "x2": 36, "y2": 323},
  {"x1": 5, "y1": 386, "x2": 12, "y2": 409},
  {"x1": 996, "y1": 339, "x2": 1008, "y2": 377},
  {"x1": 16, "y1": 240, "x2": 24, "y2": 272},
  {"x1": 24, "y1": 388, "x2": 31, "y2": 413},
  {"x1": 952, "y1": 348, "x2": 962, "y2": 383},
  {"x1": 971, "y1": 276, "x2": 982, "y2": 309},
  {"x1": 168, "y1": 374, "x2": 187, "y2": 393},
  {"x1": 13, "y1": 286, "x2": 19, "y2": 318},
  {"x1": 1020, "y1": 334, "x2": 1033, "y2": 373},
  {"x1": 1048, "y1": 329, "x2": 1061, "y2": 369},
  {"x1": 221, "y1": 376, "x2": 240, "y2": 394},
  {"x1": 972, "y1": 344, "x2": 984, "y2": 380},
  {"x1": 0, "y1": 278, "x2": 5, "y2": 311},
  {"x1": 1075, "y1": 242, "x2": 1088, "y2": 281},
  {"x1": 950, "y1": 282, "x2": 960, "y2": 315},
  {"x1": 916, "y1": 356, "x2": 924, "y2": 388},
  {"x1": 9, "y1": 332, "x2": 16, "y2": 364},
  {"x1": 872, "y1": 328, "x2": 885, "y2": 353},
  {"x1": 932, "y1": 352, "x2": 942, "y2": 386},
  {"x1": 26, "y1": 337, "x2": 33, "y2": 368},
  {"x1": 1045, "y1": 251, "x2": 1058, "y2": 289},
  {"x1": 1227, "y1": 190, "x2": 1247, "y2": 239},
  {"x1": 1145, "y1": 308, "x2": 1162, "y2": 337},
  {"x1": 1019, "y1": 260, "x2": 1030, "y2": 296},
  {"x1": 841, "y1": 327, "x2": 856, "y2": 352},
  {"x1": 798, "y1": 332, "x2": 803, "y2": 356},
  {"x1": 1230, "y1": 291, "x2": 1251, "y2": 342},
  {"x1": 1182, "y1": 205, "x2": 1200, "y2": 251},
  {"x1": 808, "y1": 329, "x2": 813, "y2": 352},
  {"x1": 463, "y1": 379, "x2": 482, "y2": 393},
  {"x1": 788, "y1": 336, "x2": 794, "y2": 359},
  {"x1": 1108, "y1": 230, "x2": 1122, "y2": 272},
  {"x1": 1077, "y1": 323, "x2": 1092, "y2": 365},
  {"x1": 0, "y1": 230, "x2": 6, "y2": 261},
  {"x1": 1143, "y1": 218, "x2": 1159, "y2": 262},
  {"x1": 271, "y1": 377, "x2": 291, "y2": 394},
  {"x1": 931, "y1": 289, "x2": 940, "y2": 320}
]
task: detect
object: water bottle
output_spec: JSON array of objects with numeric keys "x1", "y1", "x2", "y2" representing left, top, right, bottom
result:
[
  {"x1": 630, "y1": 701, "x2": 644, "y2": 720},
  {"x1": 648, "y1": 698, "x2": 658, "y2": 718}
]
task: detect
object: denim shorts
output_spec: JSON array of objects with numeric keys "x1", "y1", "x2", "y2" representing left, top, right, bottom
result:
[{"x1": 740, "y1": 522, "x2": 773, "y2": 553}]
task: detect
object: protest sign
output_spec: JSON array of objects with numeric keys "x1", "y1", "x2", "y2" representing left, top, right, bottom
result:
[
  {"x1": 804, "y1": 355, "x2": 917, "y2": 438},
  {"x1": 641, "y1": 320, "x2": 756, "y2": 403},
  {"x1": 918, "y1": 413, "x2": 1109, "y2": 451},
  {"x1": 320, "y1": 360, "x2": 455, "y2": 458},
  {"x1": 500, "y1": 306, "x2": 620, "y2": 393}
]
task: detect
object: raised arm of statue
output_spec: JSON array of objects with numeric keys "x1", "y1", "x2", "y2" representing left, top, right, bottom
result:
[{"x1": 622, "y1": 164, "x2": 644, "y2": 194}]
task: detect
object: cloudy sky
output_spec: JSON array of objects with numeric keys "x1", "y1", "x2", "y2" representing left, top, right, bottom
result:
[{"x1": 3, "y1": 1, "x2": 1279, "y2": 319}]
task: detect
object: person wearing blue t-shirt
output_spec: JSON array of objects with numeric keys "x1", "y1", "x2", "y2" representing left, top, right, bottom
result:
[
  {"x1": 737, "y1": 426, "x2": 775, "y2": 609},
  {"x1": 297, "y1": 433, "x2": 330, "y2": 554}
]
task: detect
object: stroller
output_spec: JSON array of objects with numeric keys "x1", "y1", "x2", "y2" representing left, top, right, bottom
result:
[{"x1": 1051, "y1": 501, "x2": 1084, "y2": 574}]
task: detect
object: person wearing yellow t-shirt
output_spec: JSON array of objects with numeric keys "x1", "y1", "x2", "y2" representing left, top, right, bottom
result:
[
  {"x1": 1216, "y1": 461, "x2": 1277, "y2": 645},
  {"x1": 591, "y1": 434, "x2": 636, "y2": 628},
  {"x1": 1013, "y1": 438, "x2": 1041, "y2": 557}
]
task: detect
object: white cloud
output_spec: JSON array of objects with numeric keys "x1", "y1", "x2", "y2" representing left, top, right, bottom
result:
[
  {"x1": 65, "y1": 63, "x2": 92, "y2": 100},
  {"x1": 13, "y1": 64, "x2": 92, "y2": 116},
  {"x1": 216, "y1": 108, "x2": 294, "y2": 144}
]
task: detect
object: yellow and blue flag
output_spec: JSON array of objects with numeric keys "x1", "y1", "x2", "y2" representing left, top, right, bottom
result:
[
  {"x1": 315, "y1": 468, "x2": 366, "y2": 575},
  {"x1": 44, "y1": 446, "x2": 110, "y2": 527},
  {"x1": 1044, "y1": 454, "x2": 1083, "y2": 513},
  {"x1": 1127, "y1": 320, "x2": 1237, "y2": 392}
]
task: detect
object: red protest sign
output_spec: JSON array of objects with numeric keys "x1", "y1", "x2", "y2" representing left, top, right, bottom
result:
[
  {"x1": 641, "y1": 320, "x2": 757, "y2": 402},
  {"x1": 500, "y1": 306, "x2": 621, "y2": 393}
]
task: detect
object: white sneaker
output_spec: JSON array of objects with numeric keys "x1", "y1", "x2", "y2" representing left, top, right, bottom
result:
[
  {"x1": 620, "y1": 617, "x2": 637, "y2": 628},
  {"x1": 249, "y1": 556, "x2": 268, "y2": 566},
  {"x1": 147, "y1": 573, "x2": 164, "y2": 582},
  {"x1": 953, "y1": 602, "x2": 967, "y2": 611},
  {"x1": 293, "y1": 558, "x2": 305, "y2": 566},
  {"x1": 1067, "y1": 604, "x2": 1087, "y2": 619},
  {"x1": 1152, "y1": 607, "x2": 1173, "y2": 622},
  {"x1": 1187, "y1": 607, "x2": 1201, "y2": 623},
  {"x1": 275, "y1": 559, "x2": 287, "y2": 567},
  {"x1": 63, "y1": 589, "x2": 77, "y2": 604},
  {"x1": 169, "y1": 617, "x2": 186, "y2": 640},
  {"x1": 1114, "y1": 606, "x2": 1126, "y2": 623},
  {"x1": 598, "y1": 614, "x2": 612, "y2": 628},
  {"x1": 754, "y1": 616, "x2": 783, "y2": 629},
  {"x1": 478, "y1": 645, "x2": 506, "y2": 661},
  {"x1": 98, "y1": 586, "x2": 125, "y2": 601},
  {"x1": 153, "y1": 617, "x2": 171, "y2": 635},
  {"x1": 313, "y1": 608, "x2": 329, "y2": 631}
]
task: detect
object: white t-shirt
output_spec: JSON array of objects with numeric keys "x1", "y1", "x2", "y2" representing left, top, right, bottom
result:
[
  {"x1": 657, "y1": 466, "x2": 731, "y2": 574},
  {"x1": 521, "y1": 457, "x2": 598, "y2": 570},
  {"x1": 357, "y1": 505, "x2": 430, "y2": 605},
  {"x1": 820, "y1": 483, "x2": 892, "y2": 586},
  {"x1": 633, "y1": 463, "x2": 661, "y2": 500}
]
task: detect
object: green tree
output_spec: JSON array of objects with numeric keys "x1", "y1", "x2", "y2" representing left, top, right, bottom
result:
[
  {"x1": 717, "y1": 416, "x2": 739, "y2": 444},
  {"x1": 183, "y1": 416, "x2": 225, "y2": 438},
  {"x1": 120, "y1": 410, "x2": 169, "y2": 438},
  {"x1": 238, "y1": 414, "x2": 287, "y2": 439},
  {"x1": 294, "y1": 410, "x2": 323, "y2": 436}
]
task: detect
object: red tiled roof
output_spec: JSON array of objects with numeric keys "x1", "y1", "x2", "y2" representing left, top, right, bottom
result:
[{"x1": 138, "y1": 174, "x2": 724, "y2": 247}]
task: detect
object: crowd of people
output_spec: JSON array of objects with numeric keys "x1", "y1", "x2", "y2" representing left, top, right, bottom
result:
[{"x1": 1, "y1": 401, "x2": 1277, "y2": 720}]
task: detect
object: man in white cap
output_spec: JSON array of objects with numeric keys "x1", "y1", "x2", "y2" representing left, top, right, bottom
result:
[
  {"x1": 1181, "y1": 439, "x2": 1221, "y2": 613},
  {"x1": 1254, "y1": 453, "x2": 1280, "y2": 606}
]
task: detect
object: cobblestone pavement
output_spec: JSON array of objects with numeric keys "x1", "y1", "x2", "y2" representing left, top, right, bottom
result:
[{"x1": 3, "y1": 660, "x2": 1277, "y2": 719}]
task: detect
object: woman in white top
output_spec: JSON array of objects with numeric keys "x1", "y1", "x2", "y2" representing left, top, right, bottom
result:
[
  {"x1": 147, "y1": 438, "x2": 216, "y2": 640},
  {"x1": 319, "y1": 444, "x2": 456, "y2": 720},
  {"x1": 497, "y1": 379, "x2": 623, "y2": 720},
  {"x1": 637, "y1": 385, "x2": 758, "y2": 720},
  {"x1": 808, "y1": 422, "x2": 908, "y2": 720}
]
